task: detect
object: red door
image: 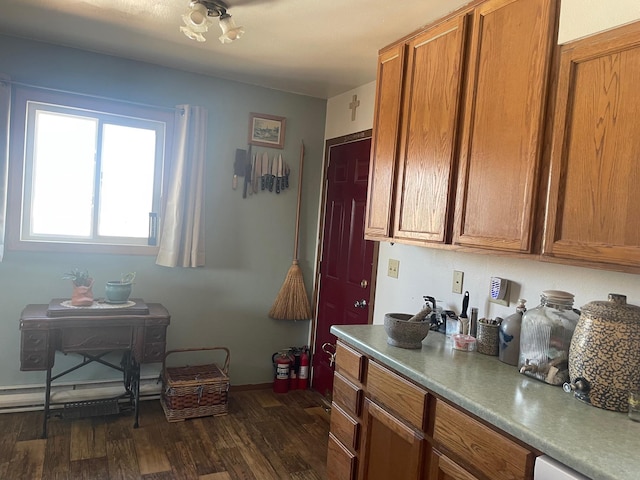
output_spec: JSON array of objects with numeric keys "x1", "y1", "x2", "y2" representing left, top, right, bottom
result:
[{"x1": 312, "y1": 137, "x2": 375, "y2": 398}]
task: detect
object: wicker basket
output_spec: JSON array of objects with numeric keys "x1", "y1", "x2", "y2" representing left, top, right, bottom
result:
[{"x1": 160, "y1": 347, "x2": 230, "y2": 422}]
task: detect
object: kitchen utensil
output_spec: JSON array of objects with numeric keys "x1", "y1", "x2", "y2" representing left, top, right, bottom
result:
[
  {"x1": 269, "y1": 154, "x2": 277, "y2": 192},
  {"x1": 565, "y1": 293, "x2": 640, "y2": 412},
  {"x1": 460, "y1": 291, "x2": 469, "y2": 318},
  {"x1": 251, "y1": 152, "x2": 259, "y2": 193},
  {"x1": 232, "y1": 148, "x2": 246, "y2": 190},
  {"x1": 249, "y1": 153, "x2": 259, "y2": 194},
  {"x1": 268, "y1": 141, "x2": 312, "y2": 320},
  {"x1": 408, "y1": 306, "x2": 432, "y2": 323},
  {"x1": 284, "y1": 161, "x2": 290, "y2": 189},
  {"x1": 242, "y1": 146, "x2": 252, "y2": 199},
  {"x1": 459, "y1": 291, "x2": 469, "y2": 333},
  {"x1": 384, "y1": 313, "x2": 430, "y2": 349},
  {"x1": 261, "y1": 152, "x2": 269, "y2": 190},
  {"x1": 275, "y1": 154, "x2": 283, "y2": 194}
]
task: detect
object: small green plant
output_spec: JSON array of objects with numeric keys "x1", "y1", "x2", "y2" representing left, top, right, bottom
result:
[
  {"x1": 62, "y1": 268, "x2": 92, "y2": 287},
  {"x1": 120, "y1": 272, "x2": 136, "y2": 285}
]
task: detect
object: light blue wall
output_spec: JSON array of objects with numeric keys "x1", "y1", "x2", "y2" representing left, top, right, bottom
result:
[{"x1": 0, "y1": 34, "x2": 326, "y2": 387}]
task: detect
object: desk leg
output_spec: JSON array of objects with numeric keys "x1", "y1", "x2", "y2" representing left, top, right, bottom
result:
[
  {"x1": 132, "y1": 358, "x2": 141, "y2": 428},
  {"x1": 42, "y1": 366, "x2": 52, "y2": 439},
  {"x1": 122, "y1": 351, "x2": 141, "y2": 428}
]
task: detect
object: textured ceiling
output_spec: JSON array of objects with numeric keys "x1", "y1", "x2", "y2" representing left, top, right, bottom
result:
[{"x1": 0, "y1": 0, "x2": 471, "y2": 99}]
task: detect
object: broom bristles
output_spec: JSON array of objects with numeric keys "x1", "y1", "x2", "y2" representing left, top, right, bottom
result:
[{"x1": 269, "y1": 261, "x2": 312, "y2": 320}]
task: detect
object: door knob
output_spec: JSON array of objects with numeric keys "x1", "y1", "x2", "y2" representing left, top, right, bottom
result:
[
  {"x1": 354, "y1": 299, "x2": 367, "y2": 308},
  {"x1": 322, "y1": 342, "x2": 336, "y2": 367}
]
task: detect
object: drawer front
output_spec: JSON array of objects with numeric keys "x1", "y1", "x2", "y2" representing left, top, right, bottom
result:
[
  {"x1": 333, "y1": 371, "x2": 363, "y2": 416},
  {"x1": 327, "y1": 433, "x2": 357, "y2": 480},
  {"x1": 142, "y1": 341, "x2": 166, "y2": 363},
  {"x1": 335, "y1": 341, "x2": 366, "y2": 383},
  {"x1": 21, "y1": 330, "x2": 48, "y2": 352},
  {"x1": 20, "y1": 351, "x2": 50, "y2": 371},
  {"x1": 61, "y1": 326, "x2": 133, "y2": 352},
  {"x1": 433, "y1": 399, "x2": 535, "y2": 480},
  {"x1": 330, "y1": 402, "x2": 360, "y2": 451},
  {"x1": 144, "y1": 325, "x2": 167, "y2": 343},
  {"x1": 366, "y1": 360, "x2": 427, "y2": 430}
]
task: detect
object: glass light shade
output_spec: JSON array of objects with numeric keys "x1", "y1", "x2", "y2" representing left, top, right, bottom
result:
[
  {"x1": 180, "y1": 25, "x2": 206, "y2": 42},
  {"x1": 218, "y1": 14, "x2": 244, "y2": 43},
  {"x1": 182, "y1": 3, "x2": 212, "y2": 30}
]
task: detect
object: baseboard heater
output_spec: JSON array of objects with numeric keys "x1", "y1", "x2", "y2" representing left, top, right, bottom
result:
[{"x1": 0, "y1": 376, "x2": 162, "y2": 413}]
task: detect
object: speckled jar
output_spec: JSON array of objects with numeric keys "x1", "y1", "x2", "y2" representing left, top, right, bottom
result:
[{"x1": 568, "y1": 294, "x2": 640, "y2": 412}]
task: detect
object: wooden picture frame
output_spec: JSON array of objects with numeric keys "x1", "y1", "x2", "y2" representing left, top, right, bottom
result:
[{"x1": 248, "y1": 113, "x2": 286, "y2": 149}]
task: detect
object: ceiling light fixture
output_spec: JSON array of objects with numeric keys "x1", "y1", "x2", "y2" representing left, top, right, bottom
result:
[{"x1": 180, "y1": 0, "x2": 244, "y2": 44}]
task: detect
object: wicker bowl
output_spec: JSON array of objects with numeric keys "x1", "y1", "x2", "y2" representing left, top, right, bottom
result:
[{"x1": 384, "y1": 313, "x2": 430, "y2": 349}]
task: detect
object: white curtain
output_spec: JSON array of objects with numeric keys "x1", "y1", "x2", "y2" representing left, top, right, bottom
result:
[
  {"x1": 156, "y1": 105, "x2": 207, "y2": 268},
  {"x1": 0, "y1": 75, "x2": 10, "y2": 261}
]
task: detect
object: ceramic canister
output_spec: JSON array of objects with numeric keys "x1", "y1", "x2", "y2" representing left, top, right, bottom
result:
[{"x1": 568, "y1": 294, "x2": 640, "y2": 412}]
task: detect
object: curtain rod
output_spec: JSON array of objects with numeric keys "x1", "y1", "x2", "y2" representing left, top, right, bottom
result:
[{"x1": 3, "y1": 78, "x2": 180, "y2": 114}]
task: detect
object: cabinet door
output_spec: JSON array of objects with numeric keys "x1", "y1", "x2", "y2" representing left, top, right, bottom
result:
[
  {"x1": 453, "y1": 0, "x2": 558, "y2": 252},
  {"x1": 359, "y1": 398, "x2": 426, "y2": 480},
  {"x1": 393, "y1": 14, "x2": 471, "y2": 243},
  {"x1": 543, "y1": 21, "x2": 640, "y2": 271},
  {"x1": 365, "y1": 43, "x2": 406, "y2": 240},
  {"x1": 428, "y1": 450, "x2": 479, "y2": 480},
  {"x1": 327, "y1": 433, "x2": 357, "y2": 480}
]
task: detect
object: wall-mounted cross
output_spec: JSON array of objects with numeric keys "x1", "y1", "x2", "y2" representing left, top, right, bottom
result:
[{"x1": 349, "y1": 94, "x2": 360, "y2": 121}]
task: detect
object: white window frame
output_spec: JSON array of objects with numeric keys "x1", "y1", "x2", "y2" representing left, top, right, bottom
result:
[{"x1": 8, "y1": 87, "x2": 174, "y2": 255}]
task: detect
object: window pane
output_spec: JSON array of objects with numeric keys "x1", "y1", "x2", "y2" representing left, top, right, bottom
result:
[
  {"x1": 31, "y1": 111, "x2": 97, "y2": 237},
  {"x1": 98, "y1": 124, "x2": 156, "y2": 238}
]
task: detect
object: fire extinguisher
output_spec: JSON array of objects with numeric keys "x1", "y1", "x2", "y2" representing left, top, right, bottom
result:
[
  {"x1": 298, "y1": 347, "x2": 309, "y2": 390},
  {"x1": 272, "y1": 351, "x2": 293, "y2": 394}
]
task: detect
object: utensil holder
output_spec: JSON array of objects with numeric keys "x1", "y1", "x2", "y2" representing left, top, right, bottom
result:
[{"x1": 477, "y1": 322, "x2": 499, "y2": 356}]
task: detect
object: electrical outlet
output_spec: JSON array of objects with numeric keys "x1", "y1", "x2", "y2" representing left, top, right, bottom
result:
[
  {"x1": 388, "y1": 259, "x2": 400, "y2": 278},
  {"x1": 452, "y1": 270, "x2": 464, "y2": 294}
]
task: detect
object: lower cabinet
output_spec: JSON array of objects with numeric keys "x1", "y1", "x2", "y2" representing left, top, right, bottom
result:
[
  {"x1": 327, "y1": 433, "x2": 358, "y2": 480},
  {"x1": 327, "y1": 345, "x2": 537, "y2": 480},
  {"x1": 429, "y1": 450, "x2": 480, "y2": 480},
  {"x1": 359, "y1": 398, "x2": 427, "y2": 480}
]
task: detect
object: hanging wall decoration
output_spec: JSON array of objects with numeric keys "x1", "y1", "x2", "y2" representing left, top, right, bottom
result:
[{"x1": 248, "y1": 112, "x2": 286, "y2": 149}]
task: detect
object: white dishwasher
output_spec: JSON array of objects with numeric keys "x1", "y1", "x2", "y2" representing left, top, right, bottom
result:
[{"x1": 534, "y1": 456, "x2": 590, "y2": 480}]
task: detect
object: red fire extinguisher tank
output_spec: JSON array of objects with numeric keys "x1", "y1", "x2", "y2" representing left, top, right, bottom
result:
[
  {"x1": 298, "y1": 350, "x2": 309, "y2": 390},
  {"x1": 272, "y1": 351, "x2": 292, "y2": 394}
]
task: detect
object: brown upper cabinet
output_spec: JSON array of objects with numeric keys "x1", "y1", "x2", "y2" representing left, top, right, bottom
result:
[
  {"x1": 543, "y1": 21, "x2": 640, "y2": 272},
  {"x1": 453, "y1": 0, "x2": 558, "y2": 252},
  {"x1": 393, "y1": 13, "x2": 471, "y2": 244},
  {"x1": 365, "y1": 43, "x2": 406, "y2": 239},
  {"x1": 365, "y1": 0, "x2": 560, "y2": 254}
]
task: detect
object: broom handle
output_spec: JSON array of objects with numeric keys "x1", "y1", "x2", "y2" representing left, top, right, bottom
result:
[{"x1": 293, "y1": 141, "x2": 305, "y2": 262}]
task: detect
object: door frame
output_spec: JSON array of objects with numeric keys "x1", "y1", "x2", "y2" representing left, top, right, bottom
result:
[{"x1": 309, "y1": 129, "x2": 379, "y2": 375}]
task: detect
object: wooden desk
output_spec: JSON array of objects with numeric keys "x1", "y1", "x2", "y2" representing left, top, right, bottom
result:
[{"x1": 19, "y1": 300, "x2": 170, "y2": 438}]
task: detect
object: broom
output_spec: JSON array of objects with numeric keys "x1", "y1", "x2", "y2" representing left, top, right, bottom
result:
[{"x1": 268, "y1": 141, "x2": 313, "y2": 320}]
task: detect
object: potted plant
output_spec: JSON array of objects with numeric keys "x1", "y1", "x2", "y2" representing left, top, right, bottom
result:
[
  {"x1": 105, "y1": 272, "x2": 136, "y2": 303},
  {"x1": 63, "y1": 268, "x2": 94, "y2": 306}
]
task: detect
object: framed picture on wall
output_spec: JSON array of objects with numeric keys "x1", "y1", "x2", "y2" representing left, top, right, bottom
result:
[{"x1": 248, "y1": 113, "x2": 286, "y2": 149}]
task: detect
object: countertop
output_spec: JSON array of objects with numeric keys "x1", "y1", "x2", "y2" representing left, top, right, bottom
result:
[{"x1": 331, "y1": 324, "x2": 640, "y2": 480}]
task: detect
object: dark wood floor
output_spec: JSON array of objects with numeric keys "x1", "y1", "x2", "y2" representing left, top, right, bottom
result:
[{"x1": 0, "y1": 389, "x2": 330, "y2": 480}]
